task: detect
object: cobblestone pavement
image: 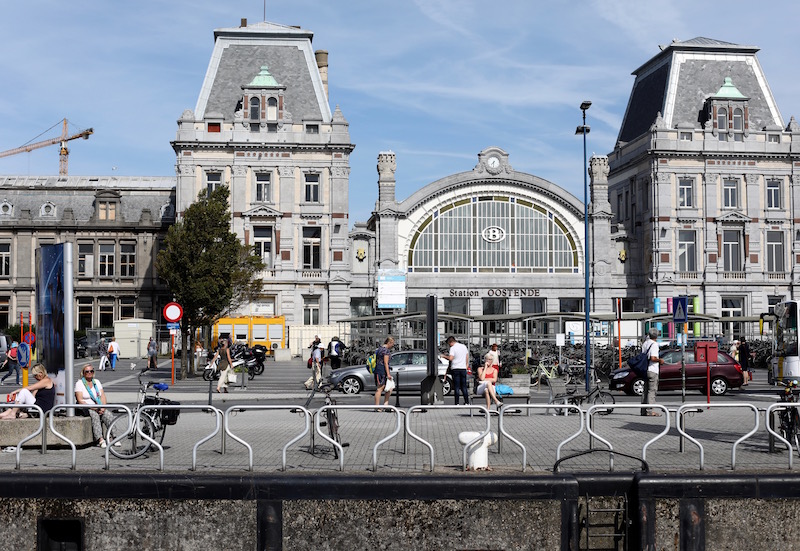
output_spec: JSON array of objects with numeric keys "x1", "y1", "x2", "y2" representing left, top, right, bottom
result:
[{"x1": 0, "y1": 361, "x2": 793, "y2": 475}]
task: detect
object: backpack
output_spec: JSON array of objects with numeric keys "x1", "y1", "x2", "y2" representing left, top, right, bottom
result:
[
  {"x1": 366, "y1": 353, "x2": 377, "y2": 374},
  {"x1": 628, "y1": 342, "x2": 655, "y2": 376}
]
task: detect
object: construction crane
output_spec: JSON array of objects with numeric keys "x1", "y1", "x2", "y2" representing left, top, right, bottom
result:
[{"x1": 0, "y1": 119, "x2": 93, "y2": 176}]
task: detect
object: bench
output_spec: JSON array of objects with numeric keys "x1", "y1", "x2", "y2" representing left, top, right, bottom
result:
[
  {"x1": 0, "y1": 416, "x2": 93, "y2": 450},
  {"x1": 470, "y1": 375, "x2": 531, "y2": 415}
]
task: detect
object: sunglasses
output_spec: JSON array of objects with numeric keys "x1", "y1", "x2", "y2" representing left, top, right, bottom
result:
[{"x1": 83, "y1": 370, "x2": 94, "y2": 374}]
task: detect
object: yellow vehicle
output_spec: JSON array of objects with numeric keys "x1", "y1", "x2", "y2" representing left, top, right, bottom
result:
[{"x1": 212, "y1": 316, "x2": 285, "y2": 355}]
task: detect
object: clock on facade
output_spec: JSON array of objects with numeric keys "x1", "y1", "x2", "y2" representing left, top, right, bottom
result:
[{"x1": 486, "y1": 155, "x2": 501, "y2": 174}]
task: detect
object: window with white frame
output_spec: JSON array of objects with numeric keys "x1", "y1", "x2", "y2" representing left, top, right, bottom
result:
[
  {"x1": 98, "y1": 243, "x2": 115, "y2": 277},
  {"x1": 723, "y1": 179, "x2": 738, "y2": 208},
  {"x1": 0, "y1": 244, "x2": 9, "y2": 277},
  {"x1": 678, "y1": 178, "x2": 694, "y2": 208},
  {"x1": 120, "y1": 243, "x2": 136, "y2": 277},
  {"x1": 255, "y1": 173, "x2": 272, "y2": 203},
  {"x1": 266, "y1": 97, "x2": 278, "y2": 121},
  {"x1": 78, "y1": 243, "x2": 94, "y2": 278},
  {"x1": 767, "y1": 180, "x2": 782, "y2": 209},
  {"x1": 249, "y1": 97, "x2": 260, "y2": 121},
  {"x1": 767, "y1": 231, "x2": 785, "y2": 273},
  {"x1": 77, "y1": 298, "x2": 92, "y2": 330},
  {"x1": 717, "y1": 107, "x2": 728, "y2": 141},
  {"x1": 302, "y1": 227, "x2": 321, "y2": 269},
  {"x1": 721, "y1": 297, "x2": 744, "y2": 337},
  {"x1": 303, "y1": 296, "x2": 320, "y2": 325},
  {"x1": 206, "y1": 172, "x2": 222, "y2": 196},
  {"x1": 304, "y1": 173, "x2": 320, "y2": 203},
  {"x1": 722, "y1": 229, "x2": 742, "y2": 272},
  {"x1": 677, "y1": 230, "x2": 696, "y2": 272},
  {"x1": 253, "y1": 226, "x2": 273, "y2": 269},
  {"x1": 732, "y1": 108, "x2": 744, "y2": 141}
]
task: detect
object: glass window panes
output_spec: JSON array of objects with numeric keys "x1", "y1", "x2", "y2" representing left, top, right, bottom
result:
[
  {"x1": 302, "y1": 227, "x2": 321, "y2": 269},
  {"x1": 78, "y1": 243, "x2": 94, "y2": 277},
  {"x1": 722, "y1": 230, "x2": 741, "y2": 272},
  {"x1": 0, "y1": 243, "x2": 10, "y2": 277},
  {"x1": 120, "y1": 243, "x2": 135, "y2": 277},
  {"x1": 406, "y1": 297, "x2": 426, "y2": 313},
  {"x1": 266, "y1": 97, "x2": 277, "y2": 120},
  {"x1": 678, "y1": 230, "x2": 696, "y2": 272},
  {"x1": 723, "y1": 179, "x2": 738, "y2": 208},
  {"x1": 249, "y1": 97, "x2": 260, "y2": 121},
  {"x1": 717, "y1": 107, "x2": 728, "y2": 141},
  {"x1": 443, "y1": 298, "x2": 468, "y2": 315},
  {"x1": 304, "y1": 174, "x2": 320, "y2": 203},
  {"x1": 560, "y1": 298, "x2": 583, "y2": 313},
  {"x1": 721, "y1": 297, "x2": 744, "y2": 338},
  {"x1": 255, "y1": 173, "x2": 272, "y2": 203},
  {"x1": 303, "y1": 296, "x2": 320, "y2": 325},
  {"x1": 254, "y1": 226, "x2": 272, "y2": 269},
  {"x1": 99, "y1": 243, "x2": 115, "y2": 277},
  {"x1": 120, "y1": 297, "x2": 135, "y2": 319},
  {"x1": 767, "y1": 180, "x2": 781, "y2": 209},
  {"x1": 206, "y1": 172, "x2": 222, "y2": 196},
  {"x1": 767, "y1": 231, "x2": 785, "y2": 273},
  {"x1": 678, "y1": 178, "x2": 693, "y2": 208}
]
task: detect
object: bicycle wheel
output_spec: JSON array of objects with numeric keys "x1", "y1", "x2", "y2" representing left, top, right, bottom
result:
[
  {"x1": 326, "y1": 408, "x2": 342, "y2": 459},
  {"x1": 108, "y1": 412, "x2": 157, "y2": 459},
  {"x1": 591, "y1": 391, "x2": 615, "y2": 415}
]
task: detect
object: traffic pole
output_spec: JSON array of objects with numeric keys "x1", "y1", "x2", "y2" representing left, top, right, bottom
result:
[{"x1": 171, "y1": 333, "x2": 175, "y2": 385}]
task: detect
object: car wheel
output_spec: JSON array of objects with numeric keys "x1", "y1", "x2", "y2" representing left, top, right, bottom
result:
[
  {"x1": 442, "y1": 377, "x2": 452, "y2": 396},
  {"x1": 631, "y1": 378, "x2": 645, "y2": 397},
  {"x1": 710, "y1": 377, "x2": 728, "y2": 396},
  {"x1": 340, "y1": 376, "x2": 363, "y2": 395}
]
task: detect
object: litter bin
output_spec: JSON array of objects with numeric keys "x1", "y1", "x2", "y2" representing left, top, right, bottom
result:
[{"x1": 420, "y1": 376, "x2": 444, "y2": 405}]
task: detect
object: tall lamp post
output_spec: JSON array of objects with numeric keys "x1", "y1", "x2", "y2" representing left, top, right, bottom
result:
[{"x1": 576, "y1": 101, "x2": 592, "y2": 392}]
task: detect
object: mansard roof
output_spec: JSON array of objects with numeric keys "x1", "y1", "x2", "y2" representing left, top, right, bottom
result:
[
  {"x1": 617, "y1": 37, "x2": 782, "y2": 144},
  {"x1": 194, "y1": 21, "x2": 330, "y2": 123}
]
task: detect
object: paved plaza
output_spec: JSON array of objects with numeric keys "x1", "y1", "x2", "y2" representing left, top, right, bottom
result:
[{"x1": 0, "y1": 358, "x2": 795, "y2": 476}]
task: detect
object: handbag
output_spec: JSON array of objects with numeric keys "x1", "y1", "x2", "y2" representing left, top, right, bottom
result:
[
  {"x1": 227, "y1": 370, "x2": 238, "y2": 384},
  {"x1": 384, "y1": 378, "x2": 396, "y2": 392}
]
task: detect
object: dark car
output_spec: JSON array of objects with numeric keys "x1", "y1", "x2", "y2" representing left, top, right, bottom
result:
[
  {"x1": 74, "y1": 336, "x2": 89, "y2": 359},
  {"x1": 609, "y1": 349, "x2": 743, "y2": 396},
  {"x1": 329, "y1": 350, "x2": 451, "y2": 395}
]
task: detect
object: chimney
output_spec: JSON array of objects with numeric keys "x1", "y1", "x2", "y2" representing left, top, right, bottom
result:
[
  {"x1": 315, "y1": 50, "x2": 329, "y2": 99},
  {"x1": 240, "y1": 18, "x2": 247, "y2": 27}
]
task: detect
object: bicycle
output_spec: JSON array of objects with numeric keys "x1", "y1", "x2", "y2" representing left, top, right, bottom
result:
[
  {"x1": 530, "y1": 358, "x2": 561, "y2": 386},
  {"x1": 108, "y1": 368, "x2": 180, "y2": 459},
  {"x1": 566, "y1": 384, "x2": 615, "y2": 414},
  {"x1": 776, "y1": 380, "x2": 800, "y2": 457},
  {"x1": 304, "y1": 381, "x2": 348, "y2": 459}
]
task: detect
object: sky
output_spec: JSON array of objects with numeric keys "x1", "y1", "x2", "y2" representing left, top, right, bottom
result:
[{"x1": 2, "y1": 1, "x2": 800, "y2": 226}]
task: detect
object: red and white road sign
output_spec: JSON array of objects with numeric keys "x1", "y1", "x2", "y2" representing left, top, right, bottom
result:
[{"x1": 163, "y1": 302, "x2": 183, "y2": 323}]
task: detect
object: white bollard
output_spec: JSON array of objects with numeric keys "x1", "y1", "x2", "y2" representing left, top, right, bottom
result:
[{"x1": 458, "y1": 430, "x2": 497, "y2": 470}]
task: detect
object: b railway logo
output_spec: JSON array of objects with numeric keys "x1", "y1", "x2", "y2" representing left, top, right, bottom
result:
[{"x1": 481, "y1": 226, "x2": 506, "y2": 243}]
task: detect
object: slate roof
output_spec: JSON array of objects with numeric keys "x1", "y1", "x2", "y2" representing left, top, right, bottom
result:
[
  {"x1": 617, "y1": 37, "x2": 782, "y2": 143},
  {"x1": 195, "y1": 21, "x2": 330, "y2": 123}
]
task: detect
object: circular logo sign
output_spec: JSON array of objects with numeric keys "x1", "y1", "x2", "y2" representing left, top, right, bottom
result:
[
  {"x1": 481, "y1": 226, "x2": 506, "y2": 243},
  {"x1": 163, "y1": 302, "x2": 183, "y2": 322}
]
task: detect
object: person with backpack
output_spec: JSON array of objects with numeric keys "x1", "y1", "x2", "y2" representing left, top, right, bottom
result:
[
  {"x1": 327, "y1": 336, "x2": 346, "y2": 370},
  {"x1": 373, "y1": 337, "x2": 395, "y2": 407},
  {"x1": 0, "y1": 342, "x2": 20, "y2": 385},
  {"x1": 641, "y1": 328, "x2": 664, "y2": 416}
]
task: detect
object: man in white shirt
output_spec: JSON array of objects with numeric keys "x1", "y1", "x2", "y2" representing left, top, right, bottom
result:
[
  {"x1": 108, "y1": 338, "x2": 121, "y2": 371},
  {"x1": 641, "y1": 328, "x2": 664, "y2": 416},
  {"x1": 441, "y1": 336, "x2": 470, "y2": 405}
]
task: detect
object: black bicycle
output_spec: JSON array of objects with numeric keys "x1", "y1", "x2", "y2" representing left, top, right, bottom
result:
[
  {"x1": 777, "y1": 380, "x2": 800, "y2": 457},
  {"x1": 304, "y1": 381, "x2": 347, "y2": 459},
  {"x1": 108, "y1": 369, "x2": 180, "y2": 459}
]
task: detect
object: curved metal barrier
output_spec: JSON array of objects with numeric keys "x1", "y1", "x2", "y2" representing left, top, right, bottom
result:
[
  {"x1": 136, "y1": 404, "x2": 222, "y2": 471},
  {"x1": 314, "y1": 404, "x2": 403, "y2": 472},
  {"x1": 406, "y1": 404, "x2": 491, "y2": 472},
  {"x1": 498, "y1": 403, "x2": 584, "y2": 472},
  {"x1": 585, "y1": 404, "x2": 670, "y2": 470},
  {"x1": 765, "y1": 402, "x2": 800, "y2": 469},
  {"x1": 676, "y1": 403, "x2": 760, "y2": 470},
  {"x1": 0, "y1": 403, "x2": 45, "y2": 470},
  {"x1": 224, "y1": 405, "x2": 311, "y2": 471},
  {"x1": 50, "y1": 403, "x2": 131, "y2": 471}
]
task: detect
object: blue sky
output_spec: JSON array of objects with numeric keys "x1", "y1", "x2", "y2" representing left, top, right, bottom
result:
[{"x1": 2, "y1": 1, "x2": 799, "y2": 225}]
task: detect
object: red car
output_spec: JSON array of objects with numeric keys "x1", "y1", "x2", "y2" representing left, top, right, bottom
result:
[{"x1": 609, "y1": 349, "x2": 743, "y2": 396}]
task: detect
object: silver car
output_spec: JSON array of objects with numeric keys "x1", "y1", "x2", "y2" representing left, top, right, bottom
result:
[{"x1": 329, "y1": 350, "x2": 452, "y2": 395}]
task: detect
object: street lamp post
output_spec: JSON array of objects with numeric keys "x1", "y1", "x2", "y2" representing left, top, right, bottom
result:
[{"x1": 576, "y1": 101, "x2": 592, "y2": 392}]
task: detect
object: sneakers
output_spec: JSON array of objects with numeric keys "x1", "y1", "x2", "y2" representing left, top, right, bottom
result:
[{"x1": 99, "y1": 440, "x2": 107, "y2": 449}]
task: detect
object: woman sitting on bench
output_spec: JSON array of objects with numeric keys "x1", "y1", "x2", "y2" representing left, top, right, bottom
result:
[
  {"x1": 477, "y1": 353, "x2": 503, "y2": 410},
  {"x1": 0, "y1": 363, "x2": 55, "y2": 419}
]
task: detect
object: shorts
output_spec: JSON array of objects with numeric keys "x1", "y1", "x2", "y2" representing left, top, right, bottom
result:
[
  {"x1": 477, "y1": 381, "x2": 492, "y2": 395},
  {"x1": 374, "y1": 370, "x2": 387, "y2": 387}
]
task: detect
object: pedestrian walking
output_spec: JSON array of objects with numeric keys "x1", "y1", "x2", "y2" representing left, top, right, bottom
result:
[
  {"x1": 739, "y1": 337, "x2": 751, "y2": 385},
  {"x1": 147, "y1": 337, "x2": 158, "y2": 370},
  {"x1": 304, "y1": 343, "x2": 325, "y2": 390},
  {"x1": 327, "y1": 336, "x2": 346, "y2": 370},
  {"x1": 107, "y1": 337, "x2": 120, "y2": 371},
  {"x1": 97, "y1": 339, "x2": 109, "y2": 371},
  {"x1": 373, "y1": 337, "x2": 395, "y2": 406},
  {"x1": 211, "y1": 339, "x2": 234, "y2": 393},
  {"x1": 641, "y1": 328, "x2": 664, "y2": 416},
  {"x1": 0, "y1": 342, "x2": 20, "y2": 385},
  {"x1": 441, "y1": 336, "x2": 470, "y2": 405}
]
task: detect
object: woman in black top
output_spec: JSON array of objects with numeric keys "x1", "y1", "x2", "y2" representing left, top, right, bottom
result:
[{"x1": 0, "y1": 363, "x2": 54, "y2": 419}]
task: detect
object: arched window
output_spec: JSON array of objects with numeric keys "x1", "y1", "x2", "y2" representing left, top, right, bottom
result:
[
  {"x1": 408, "y1": 196, "x2": 578, "y2": 274},
  {"x1": 267, "y1": 97, "x2": 278, "y2": 121},
  {"x1": 717, "y1": 107, "x2": 728, "y2": 141},
  {"x1": 249, "y1": 97, "x2": 260, "y2": 121},
  {"x1": 732, "y1": 108, "x2": 743, "y2": 131}
]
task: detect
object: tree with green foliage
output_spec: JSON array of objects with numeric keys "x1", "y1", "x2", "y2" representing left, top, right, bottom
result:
[{"x1": 156, "y1": 186, "x2": 264, "y2": 379}]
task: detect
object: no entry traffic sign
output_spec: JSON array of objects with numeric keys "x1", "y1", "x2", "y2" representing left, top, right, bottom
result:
[{"x1": 163, "y1": 302, "x2": 183, "y2": 323}]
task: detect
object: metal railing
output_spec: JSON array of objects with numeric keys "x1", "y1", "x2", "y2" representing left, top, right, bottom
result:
[
  {"x1": 0, "y1": 403, "x2": 45, "y2": 470},
  {"x1": 49, "y1": 403, "x2": 132, "y2": 471},
  {"x1": 135, "y1": 404, "x2": 222, "y2": 471},
  {"x1": 406, "y1": 404, "x2": 492, "y2": 472},
  {"x1": 676, "y1": 403, "x2": 760, "y2": 470},
  {"x1": 224, "y1": 405, "x2": 311, "y2": 471}
]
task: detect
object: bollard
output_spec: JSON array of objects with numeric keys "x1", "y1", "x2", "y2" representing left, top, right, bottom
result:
[{"x1": 458, "y1": 430, "x2": 497, "y2": 470}]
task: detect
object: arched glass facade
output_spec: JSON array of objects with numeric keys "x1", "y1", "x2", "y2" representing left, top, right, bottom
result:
[{"x1": 408, "y1": 195, "x2": 578, "y2": 273}]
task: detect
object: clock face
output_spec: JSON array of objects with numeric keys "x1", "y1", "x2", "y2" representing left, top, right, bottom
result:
[{"x1": 487, "y1": 156, "x2": 500, "y2": 168}]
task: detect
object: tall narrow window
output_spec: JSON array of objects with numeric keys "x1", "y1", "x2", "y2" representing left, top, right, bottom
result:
[
  {"x1": 99, "y1": 243, "x2": 115, "y2": 277},
  {"x1": 254, "y1": 226, "x2": 273, "y2": 269},
  {"x1": 767, "y1": 231, "x2": 785, "y2": 273},
  {"x1": 0, "y1": 244, "x2": 10, "y2": 277},
  {"x1": 249, "y1": 97, "x2": 260, "y2": 121},
  {"x1": 255, "y1": 173, "x2": 272, "y2": 203},
  {"x1": 120, "y1": 243, "x2": 136, "y2": 277},
  {"x1": 77, "y1": 298, "x2": 93, "y2": 330},
  {"x1": 767, "y1": 180, "x2": 782, "y2": 209},
  {"x1": 0, "y1": 297, "x2": 9, "y2": 328},
  {"x1": 206, "y1": 172, "x2": 222, "y2": 196},
  {"x1": 678, "y1": 178, "x2": 694, "y2": 208},
  {"x1": 304, "y1": 174, "x2": 320, "y2": 203},
  {"x1": 266, "y1": 97, "x2": 278, "y2": 121},
  {"x1": 721, "y1": 297, "x2": 744, "y2": 337},
  {"x1": 677, "y1": 230, "x2": 696, "y2": 272},
  {"x1": 722, "y1": 230, "x2": 742, "y2": 272},
  {"x1": 302, "y1": 227, "x2": 321, "y2": 269},
  {"x1": 717, "y1": 107, "x2": 728, "y2": 141},
  {"x1": 723, "y1": 179, "x2": 738, "y2": 208},
  {"x1": 99, "y1": 300, "x2": 114, "y2": 327},
  {"x1": 732, "y1": 108, "x2": 744, "y2": 141},
  {"x1": 120, "y1": 297, "x2": 136, "y2": 319},
  {"x1": 78, "y1": 243, "x2": 94, "y2": 277},
  {"x1": 303, "y1": 297, "x2": 320, "y2": 325}
]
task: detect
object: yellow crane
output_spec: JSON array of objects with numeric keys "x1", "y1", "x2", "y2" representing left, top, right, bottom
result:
[{"x1": 0, "y1": 119, "x2": 93, "y2": 176}]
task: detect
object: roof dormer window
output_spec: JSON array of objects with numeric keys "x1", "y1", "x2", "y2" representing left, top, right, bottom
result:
[
  {"x1": 707, "y1": 77, "x2": 749, "y2": 143},
  {"x1": 267, "y1": 97, "x2": 278, "y2": 121}
]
